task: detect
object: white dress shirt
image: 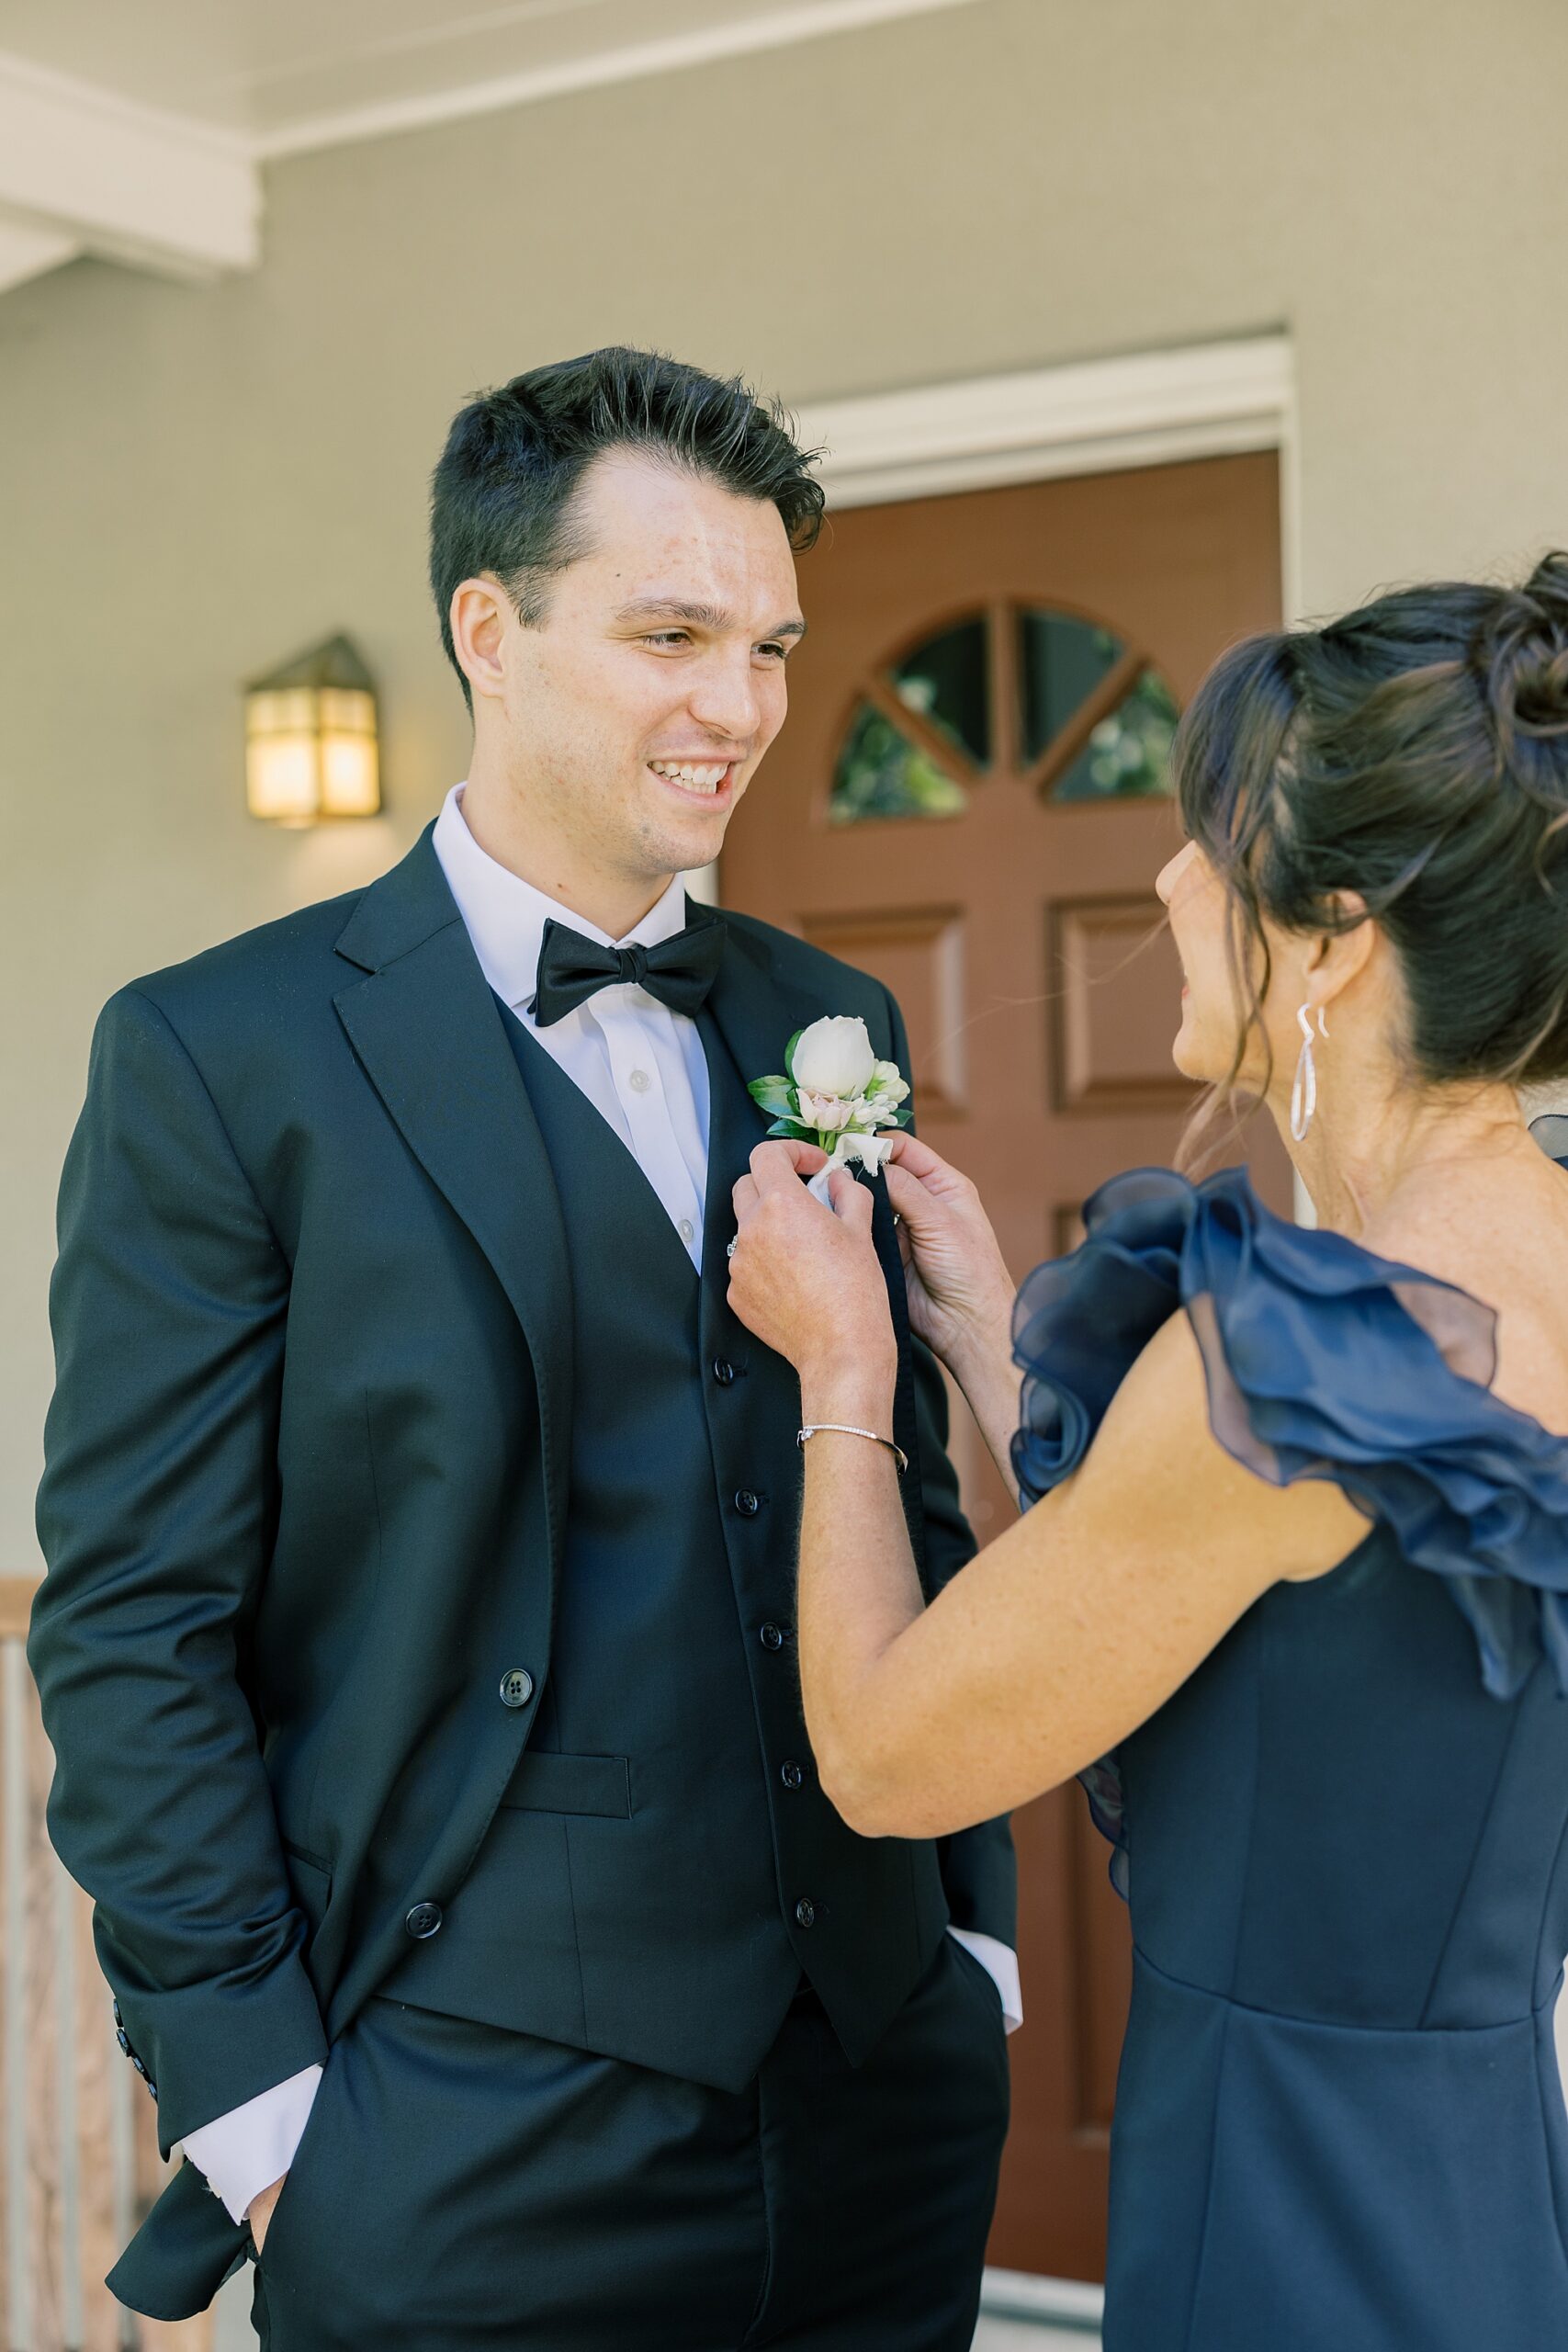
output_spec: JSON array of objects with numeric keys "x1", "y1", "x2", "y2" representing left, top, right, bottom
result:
[{"x1": 184, "y1": 784, "x2": 1019, "y2": 2225}]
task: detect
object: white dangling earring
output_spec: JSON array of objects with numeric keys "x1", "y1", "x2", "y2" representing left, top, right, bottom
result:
[{"x1": 1290, "y1": 1001, "x2": 1329, "y2": 1142}]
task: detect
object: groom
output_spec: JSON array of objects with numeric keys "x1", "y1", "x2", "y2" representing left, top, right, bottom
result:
[{"x1": 31, "y1": 348, "x2": 1016, "y2": 2346}]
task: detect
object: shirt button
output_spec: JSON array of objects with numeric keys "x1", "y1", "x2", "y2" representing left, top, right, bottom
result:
[
  {"x1": 405, "y1": 1901, "x2": 444, "y2": 1940},
  {"x1": 759, "y1": 1623, "x2": 786, "y2": 1652},
  {"x1": 795, "y1": 1898, "x2": 818, "y2": 1929},
  {"x1": 628, "y1": 1069, "x2": 653, "y2": 1094},
  {"x1": 678, "y1": 1218, "x2": 695, "y2": 1246},
  {"x1": 712, "y1": 1360, "x2": 736, "y2": 1386},
  {"x1": 781, "y1": 1760, "x2": 806, "y2": 1792},
  {"x1": 500, "y1": 1668, "x2": 535, "y2": 1710},
  {"x1": 734, "y1": 1489, "x2": 760, "y2": 1518}
]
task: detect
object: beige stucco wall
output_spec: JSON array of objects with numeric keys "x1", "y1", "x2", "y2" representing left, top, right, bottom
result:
[{"x1": 3, "y1": 0, "x2": 1567, "y2": 1567}]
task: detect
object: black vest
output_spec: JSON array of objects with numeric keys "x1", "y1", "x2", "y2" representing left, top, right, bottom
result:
[{"x1": 384, "y1": 1001, "x2": 948, "y2": 2088}]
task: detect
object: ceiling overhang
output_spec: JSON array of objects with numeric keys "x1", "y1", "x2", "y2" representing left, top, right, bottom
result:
[{"x1": 0, "y1": 0, "x2": 981, "y2": 299}]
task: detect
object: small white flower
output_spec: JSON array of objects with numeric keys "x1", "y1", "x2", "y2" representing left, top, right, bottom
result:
[
  {"x1": 792, "y1": 1015, "x2": 877, "y2": 1101},
  {"x1": 797, "y1": 1090, "x2": 854, "y2": 1134}
]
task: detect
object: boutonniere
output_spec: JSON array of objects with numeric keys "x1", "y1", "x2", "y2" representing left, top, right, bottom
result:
[{"x1": 748, "y1": 1015, "x2": 912, "y2": 1194}]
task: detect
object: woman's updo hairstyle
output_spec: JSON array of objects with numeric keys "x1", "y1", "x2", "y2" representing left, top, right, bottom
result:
[{"x1": 1174, "y1": 551, "x2": 1568, "y2": 1107}]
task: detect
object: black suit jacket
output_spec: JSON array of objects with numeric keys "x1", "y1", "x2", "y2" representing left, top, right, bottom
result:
[{"x1": 31, "y1": 826, "x2": 1014, "y2": 2319}]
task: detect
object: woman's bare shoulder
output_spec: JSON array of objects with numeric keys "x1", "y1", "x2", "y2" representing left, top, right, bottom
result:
[{"x1": 1362, "y1": 1163, "x2": 1568, "y2": 1438}]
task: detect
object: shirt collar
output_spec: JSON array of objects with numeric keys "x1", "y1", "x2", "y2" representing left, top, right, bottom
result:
[{"x1": 432, "y1": 782, "x2": 693, "y2": 1014}]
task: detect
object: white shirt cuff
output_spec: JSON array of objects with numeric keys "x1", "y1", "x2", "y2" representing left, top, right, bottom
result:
[
  {"x1": 947, "y1": 1927, "x2": 1023, "y2": 2032},
  {"x1": 183, "y1": 2063, "x2": 324, "y2": 2224}
]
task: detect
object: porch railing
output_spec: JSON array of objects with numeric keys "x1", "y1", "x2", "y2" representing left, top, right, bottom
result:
[{"x1": 0, "y1": 1577, "x2": 213, "y2": 2352}]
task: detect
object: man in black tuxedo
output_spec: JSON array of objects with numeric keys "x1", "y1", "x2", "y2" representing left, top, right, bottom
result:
[{"x1": 32, "y1": 349, "x2": 1016, "y2": 2348}]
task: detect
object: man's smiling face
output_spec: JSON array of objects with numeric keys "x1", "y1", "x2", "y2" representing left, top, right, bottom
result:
[{"x1": 485, "y1": 447, "x2": 807, "y2": 892}]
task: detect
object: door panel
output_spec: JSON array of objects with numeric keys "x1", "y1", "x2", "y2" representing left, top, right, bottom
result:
[{"x1": 722, "y1": 452, "x2": 1286, "y2": 2278}]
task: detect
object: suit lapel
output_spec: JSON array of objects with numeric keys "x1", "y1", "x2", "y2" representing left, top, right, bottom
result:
[
  {"x1": 333, "y1": 828, "x2": 572, "y2": 1589},
  {"x1": 697, "y1": 917, "x2": 930, "y2": 1573}
]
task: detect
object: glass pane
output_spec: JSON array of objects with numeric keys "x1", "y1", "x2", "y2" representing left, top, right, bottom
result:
[
  {"x1": 890, "y1": 616, "x2": 989, "y2": 765},
  {"x1": 1053, "y1": 667, "x2": 1179, "y2": 802},
  {"x1": 829, "y1": 701, "x2": 969, "y2": 825},
  {"x1": 1019, "y1": 610, "x2": 1125, "y2": 763}
]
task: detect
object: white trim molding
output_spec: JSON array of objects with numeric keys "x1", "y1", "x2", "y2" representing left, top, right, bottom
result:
[
  {"x1": 796, "y1": 333, "x2": 1303, "y2": 626},
  {"x1": 798, "y1": 335, "x2": 1295, "y2": 509},
  {"x1": 0, "y1": 53, "x2": 259, "y2": 282},
  {"x1": 257, "y1": 0, "x2": 986, "y2": 161}
]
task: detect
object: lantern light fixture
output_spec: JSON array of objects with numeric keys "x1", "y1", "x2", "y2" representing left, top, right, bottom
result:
[{"x1": 245, "y1": 633, "x2": 380, "y2": 825}]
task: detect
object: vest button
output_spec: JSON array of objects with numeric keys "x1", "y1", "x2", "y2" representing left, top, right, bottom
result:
[
  {"x1": 759, "y1": 1623, "x2": 785, "y2": 1652},
  {"x1": 405, "y1": 1901, "x2": 444, "y2": 1940},
  {"x1": 781, "y1": 1759, "x2": 806, "y2": 1791},
  {"x1": 734, "y1": 1489, "x2": 760, "y2": 1517},
  {"x1": 795, "y1": 1898, "x2": 818, "y2": 1929},
  {"x1": 712, "y1": 1359, "x2": 736, "y2": 1386},
  {"x1": 500, "y1": 1668, "x2": 535, "y2": 1710}
]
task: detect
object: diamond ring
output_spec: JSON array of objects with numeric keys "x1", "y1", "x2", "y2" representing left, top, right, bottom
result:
[{"x1": 726, "y1": 1237, "x2": 738, "y2": 1259}]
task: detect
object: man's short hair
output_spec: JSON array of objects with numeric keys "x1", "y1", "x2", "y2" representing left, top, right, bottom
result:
[{"x1": 429, "y1": 347, "x2": 825, "y2": 701}]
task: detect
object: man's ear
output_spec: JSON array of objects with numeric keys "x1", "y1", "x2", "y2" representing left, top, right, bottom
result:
[{"x1": 449, "y1": 575, "x2": 512, "y2": 705}]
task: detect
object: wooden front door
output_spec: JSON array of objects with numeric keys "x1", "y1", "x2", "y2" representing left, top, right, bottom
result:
[{"x1": 721, "y1": 452, "x2": 1288, "y2": 2281}]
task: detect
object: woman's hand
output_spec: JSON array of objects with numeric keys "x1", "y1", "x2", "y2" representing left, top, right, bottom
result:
[
  {"x1": 883, "y1": 1133, "x2": 1016, "y2": 1376},
  {"x1": 728, "y1": 1140, "x2": 897, "y2": 1413}
]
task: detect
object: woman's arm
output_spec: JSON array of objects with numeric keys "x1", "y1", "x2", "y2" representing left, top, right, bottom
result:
[
  {"x1": 726, "y1": 1137, "x2": 1371, "y2": 1842},
  {"x1": 795, "y1": 1308, "x2": 1371, "y2": 1840}
]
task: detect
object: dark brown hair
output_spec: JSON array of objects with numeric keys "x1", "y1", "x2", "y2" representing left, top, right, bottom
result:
[
  {"x1": 1172, "y1": 551, "x2": 1568, "y2": 1163},
  {"x1": 430, "y1": 347, "x2": 825, "y2": 706}
]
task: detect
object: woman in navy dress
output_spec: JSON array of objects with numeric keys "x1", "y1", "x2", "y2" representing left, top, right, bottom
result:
[{"x1": 727, "y1": 553, "x2": 1568, "y2": 2348}]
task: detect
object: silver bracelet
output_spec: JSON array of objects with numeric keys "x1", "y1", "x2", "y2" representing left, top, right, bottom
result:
[{"x1": 796, "y1": 1423, "x2": 908, "y2": 1475}]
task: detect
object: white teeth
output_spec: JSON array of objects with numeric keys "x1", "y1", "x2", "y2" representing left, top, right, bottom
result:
[{"x1": 650, "y1": 761, "x2": 728, "y2": 793}]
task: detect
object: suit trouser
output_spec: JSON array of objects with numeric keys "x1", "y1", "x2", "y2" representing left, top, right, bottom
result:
[{"x1": 249, "y1": 1933, "x2": 1010, "y2": 2351}]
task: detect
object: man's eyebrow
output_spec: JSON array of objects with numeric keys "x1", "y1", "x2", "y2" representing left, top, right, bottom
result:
[{"x1": 614, "y1": 596, "x2": 807, "y2": 639}]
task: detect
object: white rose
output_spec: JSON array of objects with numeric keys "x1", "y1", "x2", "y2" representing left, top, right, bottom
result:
[
  {"x1": 866, "y1": 1060, "x2": 910, "y2": 1108},
  {"x1": 798, "y1": 1090, "x2": 854, "y2": 1134},
  {"x1": 792, "y1": 1015, "x2": 877, "y2": 1101}
]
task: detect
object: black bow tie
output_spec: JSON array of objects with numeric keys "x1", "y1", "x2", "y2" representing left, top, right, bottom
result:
[{"x1": 531, "y1": 912, "x2": 726, "y2": 1029}]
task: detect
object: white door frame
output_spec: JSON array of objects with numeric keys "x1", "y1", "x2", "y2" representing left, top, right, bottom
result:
[{"x1": 795, "y1": 331, "x2": 1301, "y2": 614}]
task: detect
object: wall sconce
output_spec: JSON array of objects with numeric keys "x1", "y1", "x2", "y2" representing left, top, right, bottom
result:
[{"x1": 245, "y1": 634, "x2": 380, "y2": 825}]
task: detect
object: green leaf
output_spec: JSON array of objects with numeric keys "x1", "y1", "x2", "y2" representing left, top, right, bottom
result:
[
  {"x1": 749, "y1": 1078, "x2": 796, "y2": 1120},
  {"x1": 784, "y1": 1028, "x2": 804, "y2": 1080}
]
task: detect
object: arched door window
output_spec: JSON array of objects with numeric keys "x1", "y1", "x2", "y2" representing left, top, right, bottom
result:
[{"x1": 829, "y1": 602, "x2": 1179, "y2": 823}]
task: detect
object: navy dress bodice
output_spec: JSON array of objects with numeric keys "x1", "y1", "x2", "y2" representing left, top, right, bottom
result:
[{"x1": 1012, "y1": 1148, "x2": 1568, "y2": 2351}]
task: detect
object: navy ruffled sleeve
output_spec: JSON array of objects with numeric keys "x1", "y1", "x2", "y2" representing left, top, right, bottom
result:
[{"x1": 1012, "y1": 1163, "x2": 1568, "y2": 1705}]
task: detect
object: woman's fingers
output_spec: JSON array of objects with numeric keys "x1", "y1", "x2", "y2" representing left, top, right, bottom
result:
[
  {"x1": 826, "y1": 1167, "x2": 874, "y2": 1230},
  {"x1": 750, "y1": 1136, "x2": 829, "y2": 1188},
  {"x1": 732, "y1": 1172, "x2": 761, "y2": 1224},
  {"x1": 885, "y1": 1131, "x2": 947, "y2": 1180},
  {"x1": 884, "y1": 1160, "x2": 941, "y2": 1227},
  {"x1": 886, "y1": 1130, "x2": 976, "y2": 1200}
]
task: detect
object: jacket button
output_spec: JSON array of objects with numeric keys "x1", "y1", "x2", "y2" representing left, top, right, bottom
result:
[
  {"x1": 795, "y1": 1898, "x2": 817, "y2": 1929},
  {"x1": 734, "y1": 1489, "x2": 760, "y2": 1517},
  {"x1": 500, "y1": 1668, "x2": 535, "y2": 1710},
  {"x1": 405, "y1": 1900, "x2": 444, "y2": 1939},
  {"x1": 712, "y1": 1359, "x2": 736, "y2": 1386},
  {"x1": 781, "y1": 1760, "x2": 806, "y2": 1791},
  {"x1": 759, "y1": 1623, "x2": 785, "y2": 1652}
]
